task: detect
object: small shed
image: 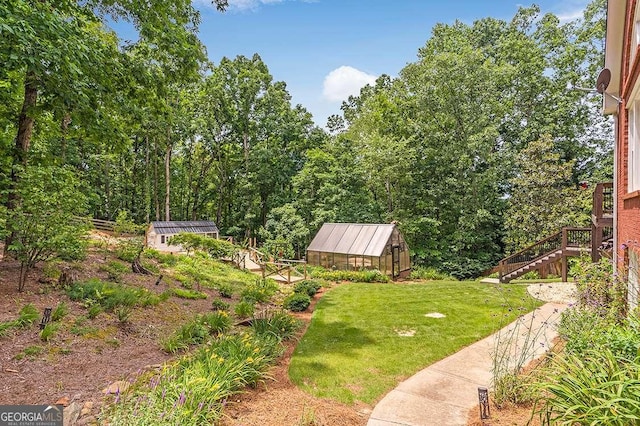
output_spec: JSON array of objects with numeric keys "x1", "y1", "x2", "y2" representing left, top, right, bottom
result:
[
  {"x1": 306, "y1": 223, "x2": 410, "y2": 278},
  {"x1": 146, "y1": 221, "x2": 219, "y2": 252}
]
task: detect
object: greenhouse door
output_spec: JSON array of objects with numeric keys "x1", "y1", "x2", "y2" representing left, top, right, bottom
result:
[{"x1": 392, "y1": 245, "x2": 400, "y2": 279}]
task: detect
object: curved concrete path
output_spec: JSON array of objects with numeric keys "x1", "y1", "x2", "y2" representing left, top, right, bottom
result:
[{"x1": 367, "y1": 301, "x2": 568, "y2": 426}]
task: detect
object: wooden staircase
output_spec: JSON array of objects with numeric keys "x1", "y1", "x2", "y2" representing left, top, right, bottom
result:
[
  {"x1": 497, "y1": 182, "x2": 614, "y2": 283},
  {"x1": 498, "y1": 228, "x2": 591, "y2": 283}
]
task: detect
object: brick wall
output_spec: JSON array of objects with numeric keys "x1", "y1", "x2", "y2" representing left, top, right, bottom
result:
[{"x1": 617, "y1": 0, "x2": 640, "y2": 269}]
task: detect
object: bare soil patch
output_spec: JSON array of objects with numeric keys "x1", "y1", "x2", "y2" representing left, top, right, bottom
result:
[{"x1": 0, "y1": 242, "x2": 367, "y2": 425}]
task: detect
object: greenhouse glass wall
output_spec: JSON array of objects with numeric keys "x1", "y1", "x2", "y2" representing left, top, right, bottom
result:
[{"x1": 306, "y1": 223, "x2": 410, "y2": 278}]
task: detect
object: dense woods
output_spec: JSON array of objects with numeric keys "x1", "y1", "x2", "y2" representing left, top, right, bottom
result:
[{"x1": 0, "y1": 0, "x2": 611, "y2": 278}]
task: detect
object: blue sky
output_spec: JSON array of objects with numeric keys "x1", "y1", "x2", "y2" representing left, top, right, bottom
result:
[{"x1": 173, "y1": 0, "x2": 591, "y2": 127}]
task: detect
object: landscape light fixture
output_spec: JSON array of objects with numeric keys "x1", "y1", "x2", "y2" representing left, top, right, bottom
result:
[
  {"x1": 568, "y1": 68, "x2": 622, "y2": 104},
  {"x1": 478, "y1": 386, "x2": 490, "y2": 420}
]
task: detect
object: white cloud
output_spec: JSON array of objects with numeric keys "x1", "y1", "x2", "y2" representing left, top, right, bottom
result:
[
  {"x1": 195, "y1": 0, "x2": 314, "y2": 12},
  {"x1": 322, "y1": 66, "x2": 377, "y2": 103},
  {"x1": 553, "y1": 0, "x2": 589, "y2": 23}
]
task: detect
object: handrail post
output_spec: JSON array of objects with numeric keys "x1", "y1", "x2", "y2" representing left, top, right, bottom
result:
[
  {"x1": 561, "y1": 228, "x2": 568, "y2": 282},
  {"x1": 498, "y1": 260, "x2": 503, "y2": 283}
]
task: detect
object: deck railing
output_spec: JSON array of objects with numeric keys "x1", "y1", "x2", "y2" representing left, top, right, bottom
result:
[
  {"x1": 593, "y1": 182, "x2": 614, "y2": 219},
  {"x1": 499, "y1": 227, "x2": 591, "y2": 280}
]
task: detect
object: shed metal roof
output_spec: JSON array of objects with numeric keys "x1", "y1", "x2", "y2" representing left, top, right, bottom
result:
[
  {"x1": 150, "y1": 221, "x2": 219, "y2": 235},
  {"x1": 306, "y1": 223, "x2": 396, "y2": 257}
]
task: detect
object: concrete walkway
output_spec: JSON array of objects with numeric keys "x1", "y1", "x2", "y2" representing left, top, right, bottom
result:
[{"x1": 367, "y1": 301, "x2": 568, "y2": 426}]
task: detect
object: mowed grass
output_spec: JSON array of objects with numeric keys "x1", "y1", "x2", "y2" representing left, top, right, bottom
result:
[{"x1": 289, "y1": 281, "x2": 542, "y2": 404}]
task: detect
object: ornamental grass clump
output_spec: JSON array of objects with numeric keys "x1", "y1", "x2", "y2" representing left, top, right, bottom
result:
[
  {"x1": 107, "y1": 331, "x2": 288, "y2": 425},
  {"x1": 251, "y1": 310, "x2": 300, "y2": 341},
  {"x1": 161, "y1": 311, "x2": 232, "y2": 354},
  {"x1": 533, "y1": 348, "x2": 640, "y2": 425}
]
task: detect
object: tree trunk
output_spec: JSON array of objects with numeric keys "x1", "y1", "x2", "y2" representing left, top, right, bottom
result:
[
  {"x1": 154, "y1": 140, "x2": 160, "y2": 221},
  {"x1": 145, "y1": 134, "x2": 150, "y2": 224},
  {"x1": 18, "y1": 263, "x2": 28, "y2": 292},
  {"x1": 4, "y1": 71, "x2": 38, "y2": 257},
  {"x1": 164, "y1": 136, "x2": 172, "y2": 221},
  {"x1": 60, "y1": 112, "x2": 71, "y2": 164}
]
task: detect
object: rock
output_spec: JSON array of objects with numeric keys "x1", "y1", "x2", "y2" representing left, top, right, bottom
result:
[
  {"x1": 76, "y1": 415, "x2": 97, "y2": 426},
  {"x1": 63, "y1": 401, "x2": 81, "y2": 426},
  {"x1": 56, "y1": 396, "x2": 70, "y2": 407},
  {"x1": 80, "y1": 401, "x2": 94, "y2": 417},
  {"x1": 103, "y1": 380, "x2": 130, "y2": 395}
]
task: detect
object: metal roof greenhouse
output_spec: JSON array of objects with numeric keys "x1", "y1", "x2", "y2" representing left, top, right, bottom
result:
[{"x1": 306, "y1": 223, "x2": 410, "y2": 278}]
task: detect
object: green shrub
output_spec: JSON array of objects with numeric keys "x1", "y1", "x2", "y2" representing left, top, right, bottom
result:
[
  {"x1": 241, "y1": 279, "x2": 279, "y2": 304},
  {"x1": 251, "y1": 310, "x2": 300, "y2": 341},
  {"x1": 161, "y1": 312, "x2": 232, "y2": 353},
  {"x1": 283, "y1": 293, "x2": 311, "y2": 312},
  {"x1": 571, "y1": 256, "x2": 625, "y2": 320},
  {"x1": 16, "y1": 304, "x2": 39, "y2": 328},
  {"x1": 234, "y1": 301, "x2": 255, "y2": 318},
  {"x1": 113, "y1": 210, "x2": 145, "y2": 235},
  {"x1": 212, "y1": 299, "x2": 230, "y2": 312},
  {"x1": 115, "y1": 239, "x2": 142, "y2": 263},
  {"x1": 40, "y1": 323, "x2": 59, "y2": 342},
  {"x1": 87, "y1": 304, "x2": 102, "y2": 319},
  {"x1": 218, "y1": 283, "x2": 234, "y2": 298},
  {"x1": 51, "y1": 301, "x2": 69, "y2": 322},
  {"x1": 199, "y1": 312, "x2": 233, "y2": 335},
  {"x1": 143, "y1": 248, "x2": 178, "y2": 266},
  {"x1": 114, "y1": 304, "x2": 134, "y2": 324},
  {"x1": 67, "y1": 279, "x2": 161, "y2": 312},
  {"x1": 0, "y1": 321, "x2": 15, "y2": 337},
  {"x1": 172, "y1": 288, "x2": 208, "y2": 300},
  {"x1": 559, "y1": 308, "x2": 640, "y2": 361},
  {"x1": 312, "y1": 269, "x2": 389, "y2": 283},
  {"x1": 534, "y1": 348, "x2": 640, "y2": 425},
  {"x1": 168, "y1": 233, "x2": 239, "y2": 259},
  {"x1": 100, "y1": 260, "x2": 130, "y2": 282},
  {"x1": 293, "y1": 280, "x2": 322, "y2": 297},
  {"x1": 409, "y1": 266, "x2": 456, "y2": 281}
]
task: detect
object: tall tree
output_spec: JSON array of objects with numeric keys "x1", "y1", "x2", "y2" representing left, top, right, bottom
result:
[{"x1": 504, "y1": 135, "x2": 591, "y2": 252}]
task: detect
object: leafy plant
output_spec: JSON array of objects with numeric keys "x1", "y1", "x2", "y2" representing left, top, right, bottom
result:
[
  {"x1": 115, "y1": 239, "x2": 143, "y2": 263},
  {"x1": 312, "y1": 269, "x2": 389, "y2": 283},
  {"x1": 172, "y1": 288, "x2": 208, "y2": 300},
  {"x1": 40, "y1": 323, "x2": 60, "y2": 342},
  {"x1": 283, "y1": 293, "x2": 311, "y2": 312},
  {"x1": 534, "y1": 348, "x2": 640, "y2": 425},
  {"x1": 114, "y1": 304, "x2": 134, "y2": 324},
  {"x1": 571, "y1": 256, "x2": 626, "y2": 320},
  {"x1": 240, "y1": 278, "x2": 279, "y2": 304},
  {"x1": 293, "y1": 280, "x2": 322, "y2": 297},
  {"x1": 109, "y1": 332, "x2": 285, "y2": 425},
  {"x1": 87, "y1": 304, "x2": 103, "y2": 319},
  {"x1": 161, "y1": 312, "x2": 232, "y2": 354},
  {"x1": 234, "y1": 301, "x2": 255, "y2": 318},
  {"x1": 217, "y1": 283, "x2": 234, "y2": 298},
  {"x1": 67, "y1": 279, "x2": 162, "y2": 312},
  {"x1": 211, "y1": 299, "x2": 230, "y2": 312},
  {"x1": 100, "y1": 260, "x2": 130, "y2": 282},
  {"x1": 4, "y1": 166, "x2": 90, "y2": 291},
  {"x1": 51, "y1": 301, "x2": 69, "y2": 322},
  {"x1": 251, "y1": 310, "x2": 300, "y2": 341},
  {"x1": 16, "y1": 303, "x2": 39, "y2": 328},
  {"x1": 409, "y1": 266, "x2": 457, "y2": 281}
]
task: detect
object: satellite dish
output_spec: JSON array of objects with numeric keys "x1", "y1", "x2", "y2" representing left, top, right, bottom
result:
[{"x1": 596, "y1": 68, "x2": 611, "y2": 94}]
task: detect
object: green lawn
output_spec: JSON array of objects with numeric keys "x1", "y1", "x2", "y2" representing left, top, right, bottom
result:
[{"x1": 289, "y1": 281, "x2": 542, "y2": 404}]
